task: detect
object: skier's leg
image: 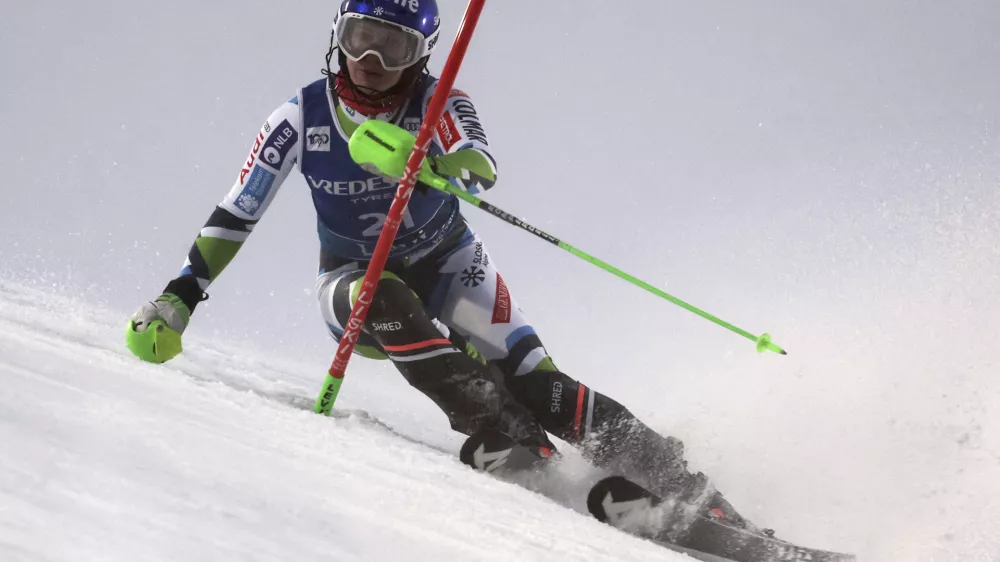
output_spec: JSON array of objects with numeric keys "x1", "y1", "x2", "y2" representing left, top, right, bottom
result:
[
  {"x1": 500, "y1": 370, "x2": 753, "y2": 527},
  {"x1": 427, "y1": 229, "x2": 754, "y2": 529},
  {"x1": 315, "y1": 250, "x2": 554, "y2": 452}
]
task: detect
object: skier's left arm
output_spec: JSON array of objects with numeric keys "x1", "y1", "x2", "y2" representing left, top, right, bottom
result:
[{"x1": 426, "y1": 89, "x2": 498, "y2": 194}]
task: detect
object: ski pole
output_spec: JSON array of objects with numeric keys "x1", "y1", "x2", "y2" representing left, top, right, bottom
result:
[
  {"x1": 428, "y1": 175, "x2": 787, "y2": 355},
  {"x1": 350, "y1": 121, "x2": 786, "y2": 357},
  {"x1": 313, "y1": 0, "x2": 488, "y2": 416}
]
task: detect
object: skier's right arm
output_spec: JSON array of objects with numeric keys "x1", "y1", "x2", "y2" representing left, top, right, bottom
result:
[{"x1": 126, "y1": 98, "x2": 302, "y2": 363}]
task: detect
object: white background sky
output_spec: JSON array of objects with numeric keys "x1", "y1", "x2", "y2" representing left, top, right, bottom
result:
[{"x1": 2, "y1": 2, "x2": 999, "y2": 558}]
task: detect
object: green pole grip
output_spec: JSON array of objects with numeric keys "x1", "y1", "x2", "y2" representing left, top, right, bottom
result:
[{"x1": 313, "y1": 373, "x2": 345, "y2": 416}]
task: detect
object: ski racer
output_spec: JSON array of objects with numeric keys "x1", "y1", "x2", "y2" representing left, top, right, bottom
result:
[{"x1": 125, "y1": 0, "x2": 758, "y2": 533}]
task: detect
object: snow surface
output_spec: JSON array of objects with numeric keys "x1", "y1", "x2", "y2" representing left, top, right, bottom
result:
[
  {"x1": 0, "y1": 281, "x2": 698, "y2": 562},
  {"x1": 1, "y1": 275, "x2": 997, "y2": 562}
]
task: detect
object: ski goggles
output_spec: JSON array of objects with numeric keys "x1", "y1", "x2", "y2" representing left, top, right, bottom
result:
[{"x1": 336, "y1": 13, "x2": 426, "y2": 71}]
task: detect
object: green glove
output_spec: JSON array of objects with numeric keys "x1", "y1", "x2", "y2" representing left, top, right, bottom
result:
[{"x1": 125, "y1": 293, "x2": 191, "y2": 363}]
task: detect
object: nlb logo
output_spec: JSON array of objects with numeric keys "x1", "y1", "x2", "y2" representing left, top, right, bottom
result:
[
  {"x1": 263, "y1": 147, "x2": 281, "y2": 165},
  {"x1": 260, "y1": 121, "x2": 297, "y2": 169}
]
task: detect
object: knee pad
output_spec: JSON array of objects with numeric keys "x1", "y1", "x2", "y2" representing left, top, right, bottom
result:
[{"x1": 315, "y1": 269, "x2": 409, "y2": 361}]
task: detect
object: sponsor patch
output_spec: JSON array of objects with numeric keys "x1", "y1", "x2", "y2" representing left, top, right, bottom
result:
[
  {"x1": 306, "y1": 126, "x2": 331, "y2": 152},
  {"x1": 307, "y1": 175, "x2": 396, "y2": 197},
  {"x1": 377, "y1": 0, "x2": 419, "y2": 14},
  {"x1": 461, "y1": 266, "x2": 485, "y2": 288},
  {"x1": 551, "y1": 381, "x2": 563, "y2": 413},
  {"x1": 403, "y1": 117, "x2": 421, "y2": 133},
  {"x1": 259, "y1": 120, "x2": 298, "y2": 170},
  {"x1": 452, "y1": 99, "x2": 487, "y2": 144},
  {"x1": 397, "y1": 0, "x2": 420, "y2": 13},
  {"x1": 234, "y1": 167, "x2": 276, "y2": 215},
  {"x1": 492, "y1": 273, "x2": 511, "y2": 324},
  {"x1": 472, "y1": 241, "x2": 489, "y2": 267},
  {"x1": 239, "y1": 132, "x2": 265, "y2": 185},
  {"x1": 437, "y1": 113, "x2": 460, "y2": 151}
]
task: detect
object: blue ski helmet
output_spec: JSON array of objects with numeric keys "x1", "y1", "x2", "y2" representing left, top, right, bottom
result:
[{"x1": 334, "y1": 0, "x2": 441, "y2": 71}]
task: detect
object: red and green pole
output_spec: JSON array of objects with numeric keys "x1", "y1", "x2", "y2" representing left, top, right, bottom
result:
[{"x1": 314, "y1": 0, "x2": 487, "y2": 415}]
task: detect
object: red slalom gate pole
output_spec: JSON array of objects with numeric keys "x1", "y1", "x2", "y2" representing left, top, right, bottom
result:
[{"x1": 314, "y1": 0, "x2": 488, "y2": 415}]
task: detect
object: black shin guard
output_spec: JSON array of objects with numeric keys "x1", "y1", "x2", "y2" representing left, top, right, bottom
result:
[
  {"x1": 364, "y1": 278, "x2": 553, "y2": 450},
  {"x1": 504, "y1": 370, "x2": 699, "y2": 497},
  {"x1": 505, "y1": 369, "x2": 758, "y2": 530}
]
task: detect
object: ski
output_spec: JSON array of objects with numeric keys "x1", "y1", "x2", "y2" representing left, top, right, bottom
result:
[{"x1": 588, "y1": 476, "x2": 856, "y2": 562}]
